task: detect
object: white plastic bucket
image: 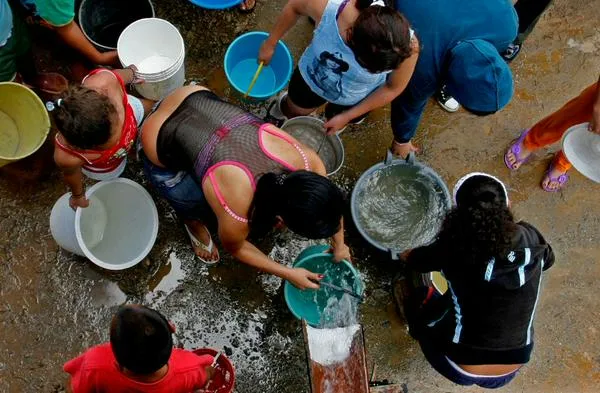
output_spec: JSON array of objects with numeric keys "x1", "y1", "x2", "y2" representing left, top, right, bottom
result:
[
  {"x1": 81, "y1": 157, "x2": 127, "y2": 181},
  {"x1": 49, "y1": 178, "x2": 159, "y2": 270},
  {"x1": 117, "y1": 18, "x2": 185, "y2": 100}
]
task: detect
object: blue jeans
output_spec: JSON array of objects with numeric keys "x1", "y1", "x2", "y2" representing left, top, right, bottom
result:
[
  {"x1": 390, "y1": 78, "x2": 434, "y2": 143},
  {"x1": 141, "y1": 152, "x2": 214, "y2": 223}
]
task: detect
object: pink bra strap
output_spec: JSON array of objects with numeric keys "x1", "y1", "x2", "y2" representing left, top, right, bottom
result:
[
  {"x1": 258, "y1": 124, "x2": 310, "y2": 171},
  {"x1": 204, "y1": 161, "x2": 254, "y2": 223}
]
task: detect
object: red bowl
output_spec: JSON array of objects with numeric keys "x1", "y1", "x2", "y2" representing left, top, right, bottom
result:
[{"x1": 193, "y1": 348, "x2": 235, "y2": 393}]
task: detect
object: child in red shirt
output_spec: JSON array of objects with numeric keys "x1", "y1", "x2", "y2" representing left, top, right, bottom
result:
[{"x1": 64, "y1": 305, "x2": 214, "y2": 393}]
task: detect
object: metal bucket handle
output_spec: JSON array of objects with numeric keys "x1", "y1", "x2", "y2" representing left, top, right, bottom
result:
[
  {"x1": 389, "y1": 249, "x2": 402, "y2": 261},
  {"x1": 384, "y1": 150, "x2": 416, "y2": 166}
]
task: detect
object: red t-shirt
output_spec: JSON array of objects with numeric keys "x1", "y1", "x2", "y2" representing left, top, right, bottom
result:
[{"x1": 64, "y1": 343, "x2": 213, "y2": 393}]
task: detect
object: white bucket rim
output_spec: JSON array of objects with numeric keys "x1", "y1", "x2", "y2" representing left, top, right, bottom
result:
[
  {"x1": 136, "y1": 50, "x2": 186, "y2": 81},
  {"x1": 74, "y1": 178, "x2": 158, "y2": 270},
  {"x1": 117, "y1": 18, "x2": 184, "y2": 76}
]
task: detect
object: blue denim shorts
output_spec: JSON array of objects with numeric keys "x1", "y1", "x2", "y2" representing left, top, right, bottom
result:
[
  {"x1": 419, "y1": 338, "x2": 519, "y2": 389},
  {"x1": 140, "y1": 152, "x2": 214, "y2": 222}
]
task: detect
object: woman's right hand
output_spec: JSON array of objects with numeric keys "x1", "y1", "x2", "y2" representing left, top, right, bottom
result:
[
  {"x1": 69, "y1": 195, "x2": 89, "y2": 210},
  {"x1": 258, "y1": 40, "x2": 276, "y2": 65},
  {"x1": 287, "y1": 267, "x2": 323, "y2": 290}
]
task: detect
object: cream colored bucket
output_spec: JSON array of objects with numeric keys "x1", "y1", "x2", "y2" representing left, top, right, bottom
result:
[{"x1": 0, "y1": 83, "x2": 50, "y2": 167}]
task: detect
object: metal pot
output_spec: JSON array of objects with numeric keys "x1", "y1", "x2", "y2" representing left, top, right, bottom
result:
[
  {"x1": 281, "y1": 116, "x2": 345, "y2": 176},
  {"x1": 350, "y1": 151, "x2": 451, "y2": 260}
]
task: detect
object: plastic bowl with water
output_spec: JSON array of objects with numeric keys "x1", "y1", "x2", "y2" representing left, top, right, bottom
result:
[
  {"x1": 224, "y1": 32, "x2": 293, "y2": 100},
  {"x1": 192, "y1": 348, "x2": 235, "y2": 392},
  {"x1": 188, "y1": 0, "x2": 242, "y2": 9},
  {"x1": 284, "y1": 245, "x2": 363, "y2": 326}
]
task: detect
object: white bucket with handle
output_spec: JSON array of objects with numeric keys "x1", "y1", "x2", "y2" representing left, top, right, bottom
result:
[
  {"x1": 50, "y1": 178, "x2": 159, "y2": 270},
  {"x1": 117, "y1": 18, "x2": 185, "y2": 100}
]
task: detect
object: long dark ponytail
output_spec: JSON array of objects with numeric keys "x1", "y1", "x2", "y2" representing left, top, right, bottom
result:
[
  {"x1": 437, "y1": 175, "x2": 517, "y2": 266},
  {"x1": 251, "y1": 171, "x2": 345, "y2": 239}
]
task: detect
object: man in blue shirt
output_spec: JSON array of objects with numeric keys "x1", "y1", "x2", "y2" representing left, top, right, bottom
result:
[{"x1": 390, "y1": 0, "x2": 518, "y2": 158}]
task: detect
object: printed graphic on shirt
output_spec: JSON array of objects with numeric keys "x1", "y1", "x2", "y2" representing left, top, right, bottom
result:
[{"x1": 307, "y1": 51, "x2": 350, "y2": 101}]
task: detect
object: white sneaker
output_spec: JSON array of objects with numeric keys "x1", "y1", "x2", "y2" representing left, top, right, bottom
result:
[{"x1": 436, "y1": 86, "x2": 461, "y2": 113}]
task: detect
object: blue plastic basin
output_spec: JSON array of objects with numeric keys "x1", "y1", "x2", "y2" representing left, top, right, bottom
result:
[
  {"x1": 188, "y1": 0, "x2": 242, "y2": 9},
  {"x1": 284, "y1": 245, "x2": 363, "y2": 326},
  {"x1": 224, "y1": 31, "x2": 293, "y2": 100}
]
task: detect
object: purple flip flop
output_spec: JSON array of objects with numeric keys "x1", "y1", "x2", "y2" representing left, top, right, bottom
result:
[
  {"x1": 504, "y1": 129, "x2": 532, "y2": 170},
  {"x1": 542, "y1": 162, "x2": 570, "y2": 192}
]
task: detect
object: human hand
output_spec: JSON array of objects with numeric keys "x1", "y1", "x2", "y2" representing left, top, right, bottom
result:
[
  {"x1": 204, "y1": 365, "x2": 216, "y2": 384},
  {"x1": 287, "y1": 267, "x2": 323, "y2": 290},
  {"x1": 589, "y1": 105, "x2": 600, "y2": 134},
  {"x1": 69, "y1": 194, "x2": 89, "y2": 210},
  {"x1": 391, "y1": 140, "x2": 419, "y2": 159},
  {"x1": 126, "y1": 64, "x2": 144, "y2": 84},
  {"x1": 324, "y1": 114, "x2": 349, "y2": 135},
  {"x1": 95, "y1": 50, "x2": 119, "y2": 66},
  {"x1": 258, "y1": 40, "x2": 276, "y2": 65},
  {"x1": 329, "y1": 243, "x2": 351, "y2": 262},
  {"x1": 399, "y1": 249, "x2": 412, "y2": 261}
]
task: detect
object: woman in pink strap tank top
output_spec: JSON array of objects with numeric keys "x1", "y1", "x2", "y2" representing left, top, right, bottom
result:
[{"x1": 139, "y1": 85, "x2": 351, "y2": 290}]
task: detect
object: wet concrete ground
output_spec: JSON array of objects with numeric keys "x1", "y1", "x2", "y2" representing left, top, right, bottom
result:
[{"x1": 1, "y1": 0, "x2": 600, "y2": 391}]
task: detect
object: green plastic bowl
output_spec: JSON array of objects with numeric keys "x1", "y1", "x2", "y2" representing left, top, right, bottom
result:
[{"x1": 284, "y1": 245, "x2": 363, "y2": 326}]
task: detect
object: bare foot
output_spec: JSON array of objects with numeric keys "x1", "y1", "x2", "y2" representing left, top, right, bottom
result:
[
  {"x1": 184, "y1": 220, "x2": 219, "y2": 262},
  {"x1": 505, "y1": 138, "x2": 532, "y2": 171},
  {"x1": 239, "y1": 0, "x2": 256, "y2": 12},
  {"x1": 541, "y1": 165, "x2": 569, "y2": 192}
]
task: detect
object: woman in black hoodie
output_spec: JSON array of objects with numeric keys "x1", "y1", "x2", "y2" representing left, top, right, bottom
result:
[{"x1": 395, "y1": 172, "x2": 554, "y2": 389}]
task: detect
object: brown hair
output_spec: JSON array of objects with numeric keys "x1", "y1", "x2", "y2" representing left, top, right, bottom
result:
[
  {"x1": 348, "y1": 2, "x2": 414, "y2": 73},
  {"x1": 53, "y1": 85, "x2": 117, "y2": 149}
]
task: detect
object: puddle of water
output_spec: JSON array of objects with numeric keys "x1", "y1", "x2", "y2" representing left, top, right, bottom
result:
[{"x1": 145, "y1": 251, "x2": 187, "y2": 304}]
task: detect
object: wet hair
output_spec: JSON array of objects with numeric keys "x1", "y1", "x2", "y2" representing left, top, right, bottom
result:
[
  {"x1": 348, "y1": 0, "x2": 414, "y2": 73},
  {"x1": 437, "y1": 175, "x2": 517, "y2": 266},
  {"x1": 251, "y1": 171, "x2": 345, "y2": 239},
  {"x1": 110, "y1": 305, "x2": 173, "y2": 375},
  {"x1": 53, "y1": 85, "x2": 117, "y2": 149}
]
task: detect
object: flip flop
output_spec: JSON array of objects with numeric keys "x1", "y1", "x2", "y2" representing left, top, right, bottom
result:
[
  {"x1": 238, "y1": 0, "x2": 256, "y2": 13},
  {"x1": 184, "y1": 224, "x2": 220, "y2": 265},
  {"x1": 504, "y1": 129, "x2": 532, "y2": 171},
  {"x1": 541, "y1": 161, "x2": 569, "y2": 192}
]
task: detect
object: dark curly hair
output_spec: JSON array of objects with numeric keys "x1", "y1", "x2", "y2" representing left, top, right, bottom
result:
[
  {"x1": 348, "y1": 1, "x2": 415, "y2": 73},
  {"x1": 53, "y1": 85, "x2": 117, "y2": 149},
  {"x1": 437, "y1": 175, "x2": 517, "y2": 267}
]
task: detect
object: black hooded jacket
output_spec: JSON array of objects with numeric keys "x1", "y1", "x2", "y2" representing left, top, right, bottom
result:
[{"x1": 407, "y1": 221, "x2": 555, "y2": 365}]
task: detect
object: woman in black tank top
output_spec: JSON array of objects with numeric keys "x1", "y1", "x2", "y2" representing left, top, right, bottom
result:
[{"x1": 139, "y1": 85, "x2": 351, "y2": 290}]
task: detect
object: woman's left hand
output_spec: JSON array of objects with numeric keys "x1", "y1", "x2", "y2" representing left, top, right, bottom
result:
[
  {"x1": 324, "y1": 114, "x2": 349, "y2": 135},
  {"x1": 330, "y1": 242, "x2": 351, "y2": 262}
]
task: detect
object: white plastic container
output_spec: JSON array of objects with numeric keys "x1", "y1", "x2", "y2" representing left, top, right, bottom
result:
[
  {"x1": 117, "y1": 18, "x2": 185, "y2": 100},
  {"x1": 50, "y1": 178, "x2": 159, "y2": 270},
  {"x1": 81, "y1": 158, "x2": 127, "y2": 181}
]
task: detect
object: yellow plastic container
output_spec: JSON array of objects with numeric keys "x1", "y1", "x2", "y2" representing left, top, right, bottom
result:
[{"x1": 0, "y1": 82, "x2": 50, "y2": 167}]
